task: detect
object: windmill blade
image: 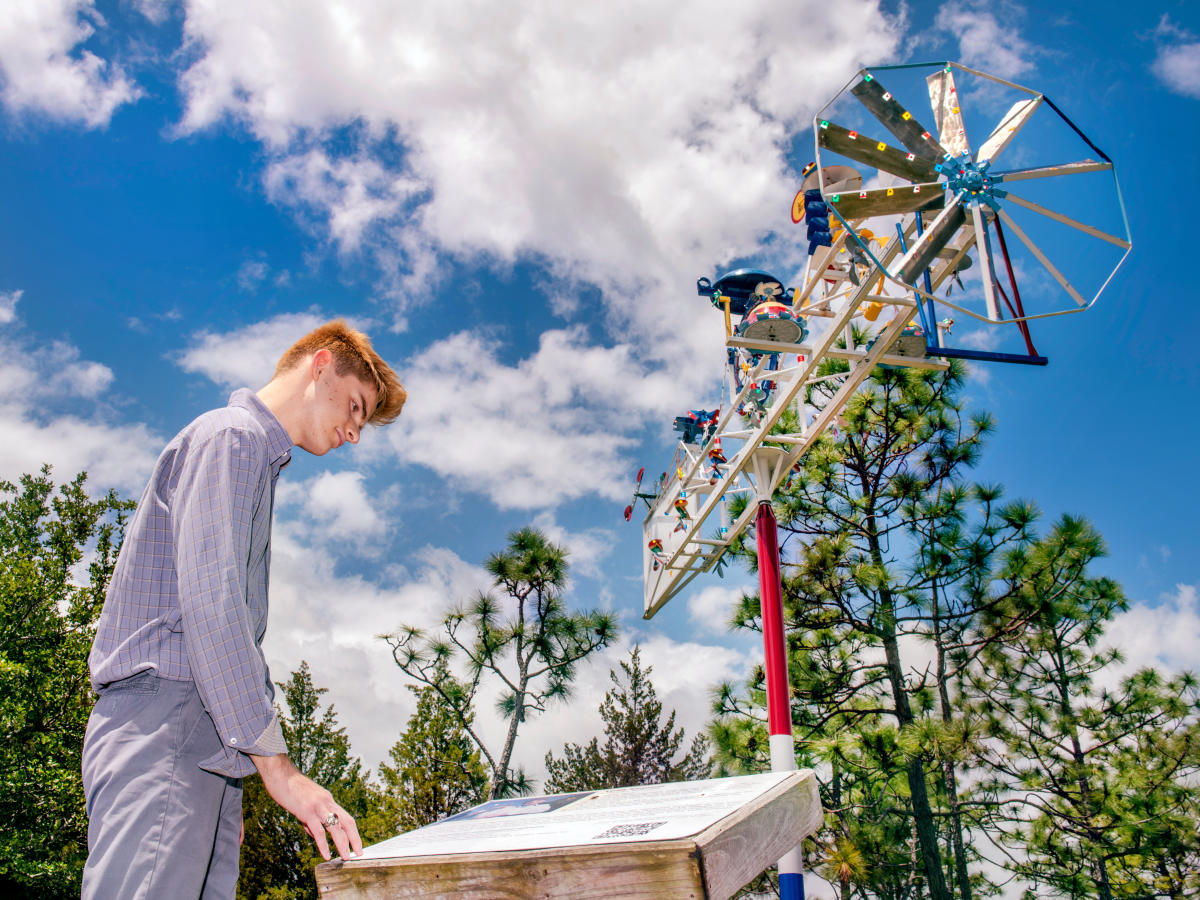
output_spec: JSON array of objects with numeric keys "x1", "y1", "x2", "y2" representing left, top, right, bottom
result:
[
  {"x1": 928, "y1": 228, "x2": 978, "y2": 292},
  {"x1": 977, "y1": 96, "x2": 1042, "y2": 163},
  {"x1": 897, "y1": 197, "x2": 966, "y2": 285},
  {"x1": 826, "y1": 183, "x2": 946, "y2": 219},
  {"x1": 1005, "y1": 192, "x2": 1131, "y2": 249},
  {"x1": 926, "y1": 69, "x2": 970, "y2": 156},
  {"x1": 992, "y1": 160, "x2": 1112, "y2": 183},
  {"x1": 852, "y1": 73, "x2": 946, "y2": 160},
  {"x1": 996, "y1": 208, "x2": 1089, "y2": 307},
  {"x1": 970, "y1": 205, "x2": 1002, "y2": 320},
  {"x1": 818, "y1": 120, "x2": 940, "y2": 184}
]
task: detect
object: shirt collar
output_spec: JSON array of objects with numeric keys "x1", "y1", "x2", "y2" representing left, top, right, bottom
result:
[{"x1": 228, "y1": 389, "x2": 293, "y2": 469}]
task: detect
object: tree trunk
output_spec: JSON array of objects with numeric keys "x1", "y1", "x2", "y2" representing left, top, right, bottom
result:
[
  {"x1": 869, "y1": 504, "x2": 952, "y2": 900},
  {"x1": 881, "y1": 619, "x2": 952, "y2": 900},
  {"x1": 933, "y1": 582, "x2": 972, "y2": 900}
]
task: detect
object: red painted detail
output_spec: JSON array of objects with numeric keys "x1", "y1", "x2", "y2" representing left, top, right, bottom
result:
[
  {"x1": 992, "y1": 216, "x2": 1039, "y2": 356},
  {"x1": 756, "y1": 501, "x2": 793, "y2": 738}
]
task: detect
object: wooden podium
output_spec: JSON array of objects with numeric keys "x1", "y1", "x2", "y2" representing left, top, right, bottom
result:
[{"x1": 315, "y1": 770, "x2": 823, "y2": 899}]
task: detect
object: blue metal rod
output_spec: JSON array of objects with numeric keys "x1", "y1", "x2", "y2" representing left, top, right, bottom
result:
[
  {"x1": 913, "y1": 212, "x2": 938, "y2": 337},
  {"x1": 926, "y1": 346, "x2": 1048, "y2": 366},
  {"x1": 893, "y1": 223, "x2": 933, "y2": 335}
]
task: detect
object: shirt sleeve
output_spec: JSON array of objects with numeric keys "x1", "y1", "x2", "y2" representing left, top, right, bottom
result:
[{"x1": 170, "y1": 426, "x2": 287, "y2": 765}]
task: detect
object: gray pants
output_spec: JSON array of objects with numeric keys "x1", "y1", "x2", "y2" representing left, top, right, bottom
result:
[{"x1": 82, "y1": 673, "x2": 243, "y2": 899}]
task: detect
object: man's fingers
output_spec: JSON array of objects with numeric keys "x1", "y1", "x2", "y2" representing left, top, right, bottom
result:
[
  {"x1": 308, "y1": 817, "x2": 332, "y2": 861},
  {"x1": 328, "y1": 819, "x2": 353, "y2": 861},
  {"x1": 342, "y1": 811, "x2": 363, "y2": 857}
]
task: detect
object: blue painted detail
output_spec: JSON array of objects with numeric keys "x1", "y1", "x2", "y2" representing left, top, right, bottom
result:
[
  {"x1": 893, "y1": 222, "x2": 934, "y2": 335},
  {"x1": 940, "y1": 152, "x2": 1007, "y2": 211},
  {"x1": 780, "y1": 871, "x2": 805, "y2": 900},
  {"x1": 925, "y1": 346, "x2": 1048, "y2": 366},
  {"x1": 914, "y1": 211, "x2": 937, "y2": 329},
  {"x1": 804, "y1": 190, "x2": 832, "y2": 255},
  {"x1": 697, "y1": 269, "x2": 787, "y2": 316}
]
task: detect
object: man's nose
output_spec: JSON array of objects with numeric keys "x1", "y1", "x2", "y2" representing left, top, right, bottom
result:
[{"x1": 347, "y1": 424, "x2": 359, "y2": 444}]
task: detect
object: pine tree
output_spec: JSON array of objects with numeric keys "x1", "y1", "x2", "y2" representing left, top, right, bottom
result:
[
  {"x1": 237, "y1": 662, "x2": 379, "y2": 900},
  {"x1": 708, "y1": 359, "x2": 1200, "y2": 900},
  {"x1": 712, "y1": 362, "x2": 1037, "y2": 900},
  {"x1": 970, "y1": 519, "x2": 1200, "y2": 899},
  {"x1": 385, "y1": 527, "x2": 617, "y2": 797},
  {"x1": 376, "y1": 664, "x2": 488, "y2": 831},
  {"x1": 0, "y1": 467, "x2": 131, "y2": 899},
  {"x1": 544, "y1": 645, "x2": 710, "y2": 792}
]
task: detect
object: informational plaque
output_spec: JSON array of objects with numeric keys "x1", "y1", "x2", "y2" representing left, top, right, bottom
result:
[{"x1": 315, "y1": 770, "x2": 823, "y2": 899}]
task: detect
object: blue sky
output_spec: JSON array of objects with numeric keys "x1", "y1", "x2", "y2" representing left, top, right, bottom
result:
[{"x1": 1, "y1": 0, "x2": 1197, "y2": 836}]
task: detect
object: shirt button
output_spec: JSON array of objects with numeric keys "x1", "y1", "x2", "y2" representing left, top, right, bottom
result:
[{"x1": 230, "y1": 738, "x2": 238, "y2": 745}]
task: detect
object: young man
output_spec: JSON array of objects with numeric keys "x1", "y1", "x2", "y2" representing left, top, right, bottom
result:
[{"x1": 83, "y1": 320, "x2": 405, "y2": 899}]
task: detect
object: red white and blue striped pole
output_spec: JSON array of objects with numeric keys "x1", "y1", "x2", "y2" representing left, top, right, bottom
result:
[{"x1": 751, "y1": 449, "x2": 804, "y2": 900}]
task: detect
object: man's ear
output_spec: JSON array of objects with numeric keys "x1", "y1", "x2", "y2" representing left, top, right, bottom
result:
[{"x1": 310, "y1": 348, "x2": 333, "y2": 380}]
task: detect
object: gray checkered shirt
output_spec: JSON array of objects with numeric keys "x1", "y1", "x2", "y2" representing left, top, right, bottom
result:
[{"x1": 90, "y1": 389, "x2": 293, "y2": 777}]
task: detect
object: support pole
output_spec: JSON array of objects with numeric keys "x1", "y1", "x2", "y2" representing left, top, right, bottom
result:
[{"x1": 751, "y1": 449, "x2": 803, "y2": 900}]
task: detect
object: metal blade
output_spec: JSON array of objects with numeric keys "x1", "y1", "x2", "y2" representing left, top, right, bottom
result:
[
  {"x1": 992, "y1": 160, "x2": 1112, "y2": 183},
  {"x1": 818, "y1": 120, "x2": 939, "y2": 183},
  {"x1": 826, "y1": 183, "x2": 946, "y2": 219},
  {"x1": 897, "y1": 196, "x2": 966, "y2": 285},
  {"x1": 927, "y1": 227, "x2": 978, "y2": 292},
  {"x1": 927, "y1": 68, "x2": 970, "y2": 156},
  {"x1": 853, "y1": 72, "x2": 946, "y2": 160},
  {"x1": 977, "y1": 96, "x2": 1041, "y2": 163},
  {"x1": 996, "y1": 208, "x2": 1089, "y2": 307},
  {"x1": 1005, "y1": 192, "x2": 1131, "y2": 249},
  {"x1": 971, "y1": 205, "x2": 1001, "y2": 320}
]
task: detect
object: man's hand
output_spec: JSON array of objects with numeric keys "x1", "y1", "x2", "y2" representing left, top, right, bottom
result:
[{"x1": 251, "y1": 753, "x2": 364, "y2": 861}]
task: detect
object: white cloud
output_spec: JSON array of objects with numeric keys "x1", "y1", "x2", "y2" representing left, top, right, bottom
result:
[
  {"x1": 0, "y1": 0, "x2": 141, "y2": 127},
  {"x1": 176, "y1": 310, "x2": 329, "y2": 388},
  {"x1": 264, "y1": 482, "x2": 752, "y2": 784},
  {"x1": 530, "y1": 511, "x2": 617, "y2": 581},
  {"x1": 133, "y1": 0, "x2": 172, "y2": 26},
  {"x1": 275, "y1": 469, "x2": 390, "y2": 552},
  {"x1": 171, "y1": 0, "x2": 900, "y2": 329},
  {"x1": 498, "y1": 630, "x2": 752, "y2": 784},
  {"x1": 264, "y1": 149, "x2": 423, "y2": 255},
  {"x1": 1151, "y1": 17, "x2": 1200, "y2": 100},
  {"x1": 0, "y1": 289, "x2": 20, "y2": 324},
  {"x1": 934, "y1": 2, "x2": 1035, "y2": 80},
  {"x1": 1099, "y1": 583, "x2": 1200, "y2": 689},
  {"x1": 264, "y1": 528, "x2": 493, "y2": 769},
  {"x1": 0, "y1": 298, "x2": 158, "y2": 495},
  {"x1": 177, "y1": 312, "x2": 700, "y2": 510},
  {"x1": 687, "y1": 583, "x2": 751, "y2": 636},
  {"x1": 955, "y1": 326, "x2": 1004, "y2": 352},
  {"x1": 236, "y1": 259, "x2": 269, "y2": 292},
  {"x1": 47, "y1": 340, "x2": 115, "y2": 397},
  {"x1": 390, "y1": 326, "x2": 689, "y2": 510}
]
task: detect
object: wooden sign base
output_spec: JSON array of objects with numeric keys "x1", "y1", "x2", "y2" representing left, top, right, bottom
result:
[{"x1": 315, "y1": 770, "x2": 823, "y2": 900}]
